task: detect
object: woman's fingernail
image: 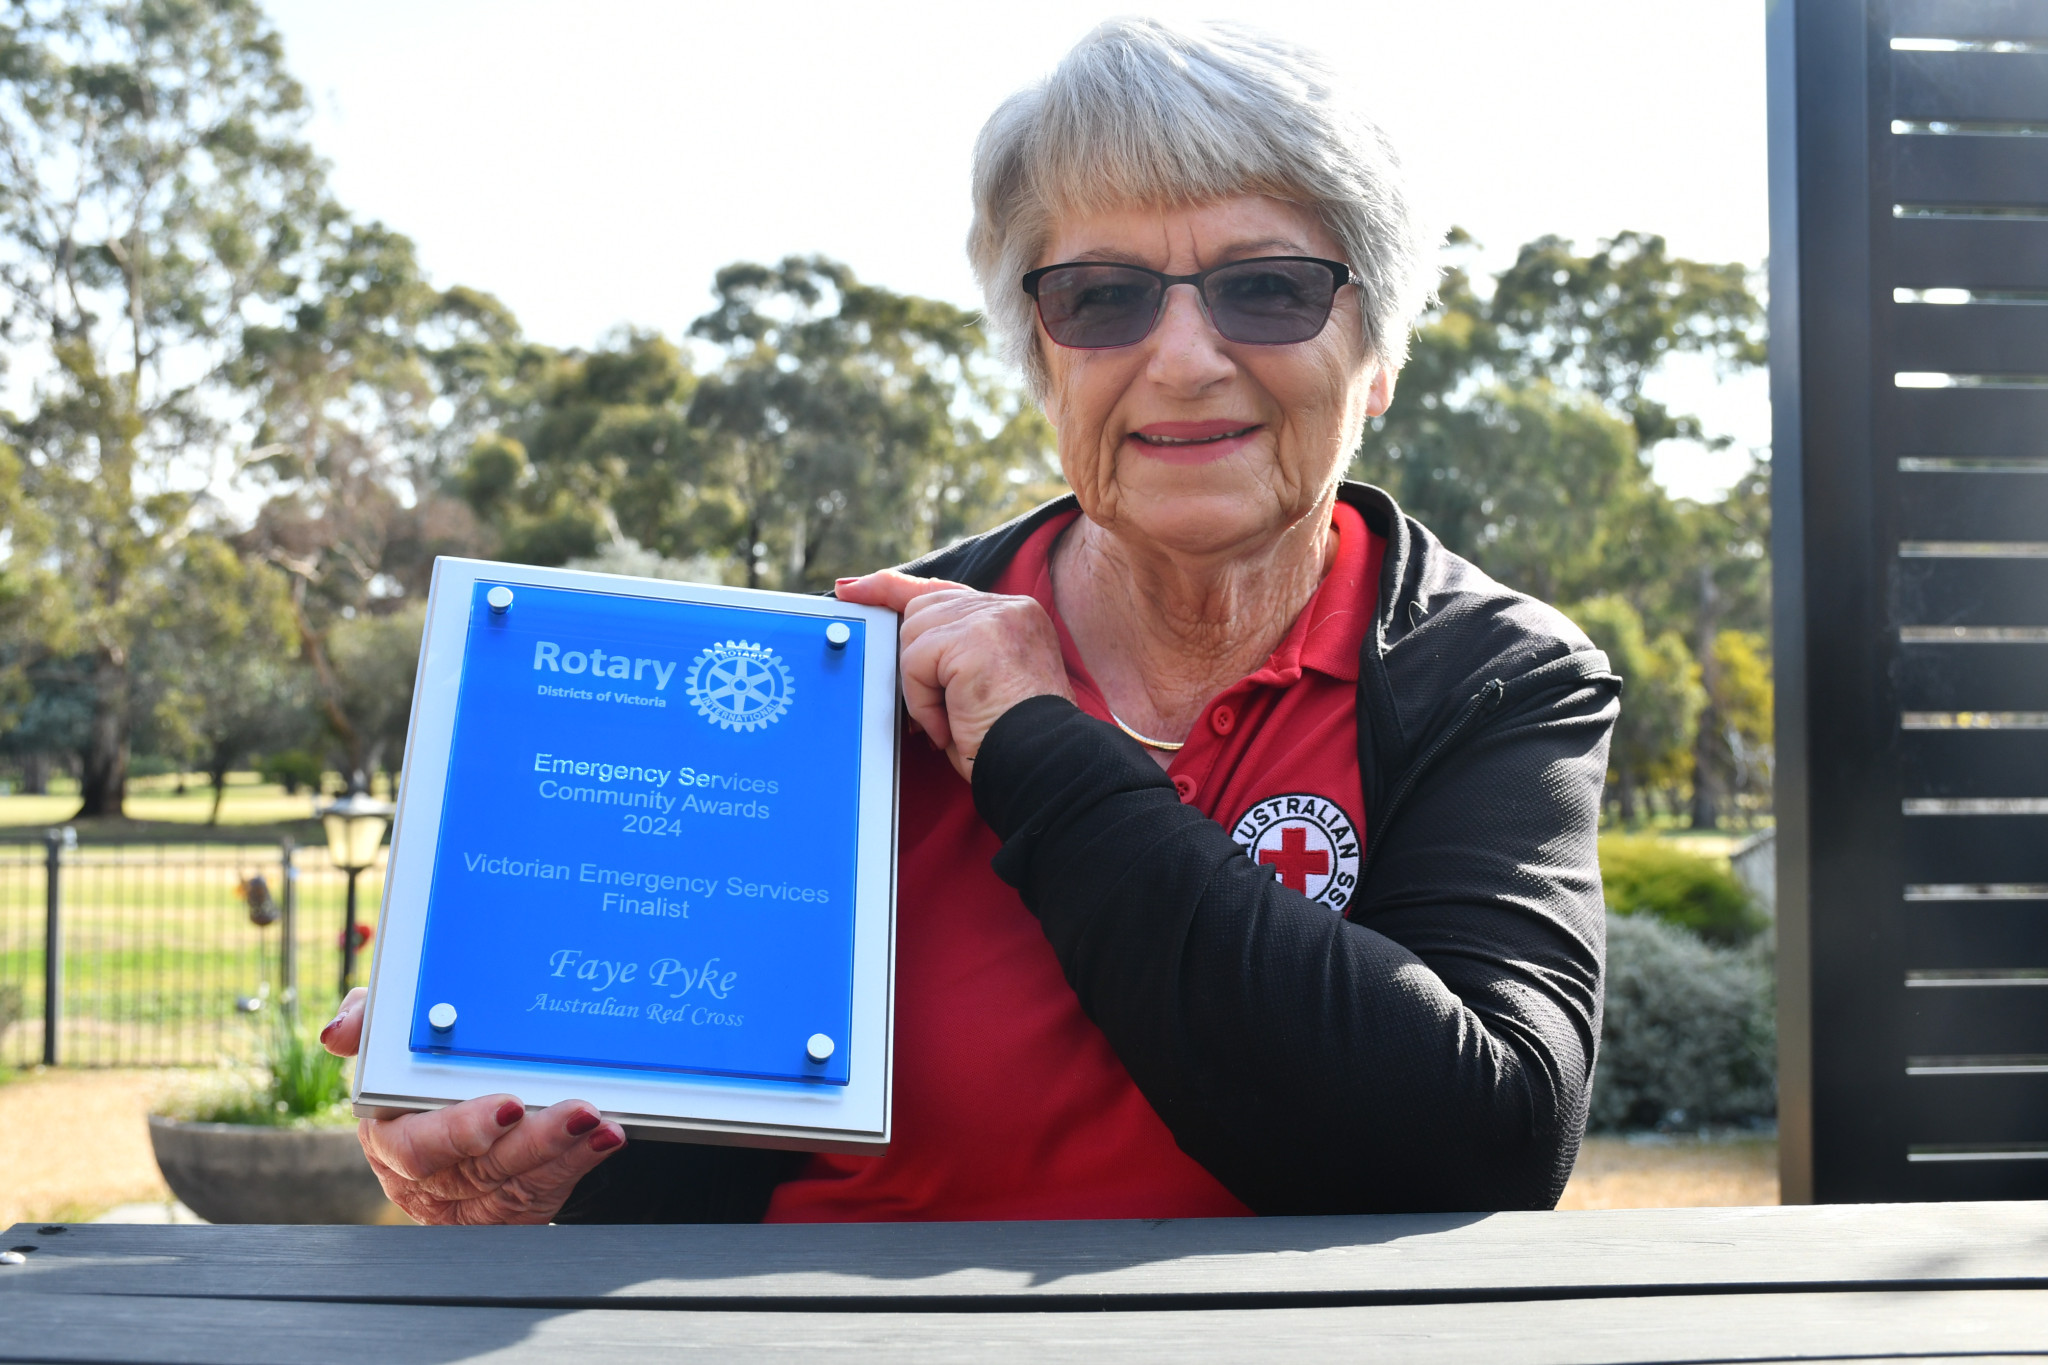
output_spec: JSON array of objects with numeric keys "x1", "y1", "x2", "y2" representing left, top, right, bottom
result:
[
  {"x1": 835, "y1": 577, "x2": 857, "y2": 586},
  {"x1": 318, "y1": 1015, "x2": 344, "y2": 1042},
  {"x1": 588, "y1": 1128, "x2": 623, "y2": 1153},
  {"x1": 565, "y1": 1109, "x2": 600, "y2": 1137},
  {"x1": 495, "y1": 1101, "x2": 524, "y2": 1128}
]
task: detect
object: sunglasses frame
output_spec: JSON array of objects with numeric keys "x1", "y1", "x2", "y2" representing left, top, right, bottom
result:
[{"x1": 1020, "y1": 255, "x2": 1359, "y2": 350}]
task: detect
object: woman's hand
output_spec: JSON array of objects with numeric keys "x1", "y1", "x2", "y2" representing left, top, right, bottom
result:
[
  {"x1": 836, "y1": 571, "x2": 1073, "y2": 782},
  {"x1": 320, "y1": 988, "x2": 625, "y2": 1225}
]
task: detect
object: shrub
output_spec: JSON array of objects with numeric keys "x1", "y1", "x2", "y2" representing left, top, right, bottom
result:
[
  {"x1": 0, "y1": 982, "x2": 21, "y2": 1038},
  {"x1": 1592, "y1": 912, "x2": 1775, "y2": 1130},
  {"x1": 160, "y1": 1013, "x2": 354, "y2": 1128},
  {"x1": 257, "y1": 750, "x2": 324, "y2": 796},
  {"x1": 1599, "y1": 833, "x2": 1766, "y2": 945}
]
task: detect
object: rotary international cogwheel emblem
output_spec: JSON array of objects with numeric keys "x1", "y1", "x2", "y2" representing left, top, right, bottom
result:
[{"x1": 685, "y1": 639, "x2": 795, "y2": 732}]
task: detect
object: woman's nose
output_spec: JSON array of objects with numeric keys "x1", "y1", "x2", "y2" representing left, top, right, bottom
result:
[{"x1": 1143, "y1": 282, "x2": 1234, "y2": 391}]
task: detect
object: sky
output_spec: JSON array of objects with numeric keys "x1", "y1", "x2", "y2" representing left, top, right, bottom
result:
[{"x1": 263, "y1": 0, "x2": 1772, "y2": 499}]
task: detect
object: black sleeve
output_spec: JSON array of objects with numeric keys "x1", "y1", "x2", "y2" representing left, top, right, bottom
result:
[
  {"x1": 553, "y1": 1140, "x2": 806, "y2": 1224},
  {"x1": 971, "y1": 677, "x2": 1615, "y2": 1215}
]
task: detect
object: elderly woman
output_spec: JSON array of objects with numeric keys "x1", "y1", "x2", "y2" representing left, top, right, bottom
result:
[{"x1": 323, "y1": 18, "x2": 1618, "y2": 1222}]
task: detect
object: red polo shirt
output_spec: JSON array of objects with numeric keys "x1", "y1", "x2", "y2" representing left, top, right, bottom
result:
[{"x1": 764, "y1": 504, "x2": 1385, "y2": 1222}]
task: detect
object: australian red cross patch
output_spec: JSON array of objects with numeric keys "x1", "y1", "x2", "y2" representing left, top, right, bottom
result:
[{"x1": 1230, "y1": 793, "x2": 1362, "y2": 915}]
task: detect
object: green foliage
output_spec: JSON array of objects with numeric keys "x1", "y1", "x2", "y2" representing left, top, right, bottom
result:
[
  {"x1": 1569, "y1": 596, "x2": 1704, "y2": 821},
  {"x1": 1599, "y1": 834, "x2": 1765, "y2": 945},
  {"x1": 133, "y1": 536, "x2": 307, "y2": 822},
  {"x1": 320, "y1": 602, "x2": 425, "y2": 781},
  {"x1": 0, "y1": 0, "x2": 331, "y2": 817},
  {"x1": 684, "y1": 255, "x2": 1062, "y2": 589},
  {"x1": 265, "y1": 1013, "x2": 353, "y2": 1119},
  {"x1": 447, "y1": 258, "x2": 1063, "y2": 590},
  {"x1": 1593, "y1": 912, "x2": 1775, "y2": 1130},
  {"x1": 257, "y1": 749, "x2": 323, "y2": 794},
  {"x1": 1398, "y1": 383, "x2": 1652, "y2": 606},
  {"x1": 1487, "y1": 231, "x2": 1768, "y2": 446},
  {"x1": 234, "y1": 218, "x2": 510, "y2": 777},
  {"x1": 1706, "y1": 628, "x2": 1774, "y2": 818},
  {"x1": 1358, "y1": 228, "x2": 1771, "y2": 827},
  {"x1": 165, "y1": 1013, "x2": 354, "y2": 1129}
]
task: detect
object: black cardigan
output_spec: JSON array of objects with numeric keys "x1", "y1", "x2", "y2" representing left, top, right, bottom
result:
[{"x1": 557, "y1": 482, "x2": 1620, "y2": 1221}]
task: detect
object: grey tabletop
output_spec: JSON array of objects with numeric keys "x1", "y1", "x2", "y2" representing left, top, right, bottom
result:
[{"x1": 2, "y1": 1202, "x2": 2045, "y2": 1363}]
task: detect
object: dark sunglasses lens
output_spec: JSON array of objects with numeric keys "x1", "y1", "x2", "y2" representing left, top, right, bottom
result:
[
  {"x1": 1033, "y1": 266, "x2": 1162, "y2": 348},
  {"x1": 1206, "y1": 260, "x2": 1340, "y2": 344}
]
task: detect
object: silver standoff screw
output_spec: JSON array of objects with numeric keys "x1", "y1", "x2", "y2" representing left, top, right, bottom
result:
[
  {"x1": 825, "y1": 621, "x2": 851, "y2": 649},
  {"x1": 428, "y1": 1003, "x2": 458, "y2": 1031},
  {"x1": 0, "y1": 1251, "x2": 25, "y2": 1266},
  {"x1": 486, "y1": 586, "x2": 515, "y2": 614},
  {"x1": 806, "y1": 1033, "x2": 836, "y2": 1063}
]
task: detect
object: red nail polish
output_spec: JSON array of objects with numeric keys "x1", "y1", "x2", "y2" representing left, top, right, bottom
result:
[
  {"x1": 835, "y1": 578, "x2": 857, "y2": 586},
  {"x1": 495, "y1": 1101, "x2": 524, "y2": 1128},
  {"x1": 318, "y1": 1016, "x2": 343, "y2": 1042},
  {"x1": 588, "y1": 1128, "x2": 623, "y2": 1153},
  {"x1": 565, "y1": 1109, "x2": 600, "y2": 1136}
]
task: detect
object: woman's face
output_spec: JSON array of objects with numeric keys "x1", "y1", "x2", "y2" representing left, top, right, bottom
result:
[{"x1": 1036, "y1": 195, "x2": 1393, "y2": 562}]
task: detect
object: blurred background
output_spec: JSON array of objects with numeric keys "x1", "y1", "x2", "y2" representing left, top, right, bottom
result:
[{"x1": 0, "y1": 1, "x2": 1778, "y2": 1223}]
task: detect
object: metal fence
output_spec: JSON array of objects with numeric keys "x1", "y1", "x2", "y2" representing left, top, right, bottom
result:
[{"x1": 0, "y1": 834, "x2": 384, "y2": 1069}]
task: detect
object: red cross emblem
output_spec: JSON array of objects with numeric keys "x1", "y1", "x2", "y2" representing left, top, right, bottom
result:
[
  {"x1": 1231, "y1": 792, "x2": 1363, "y2": 913},
  {"x1": 1257, "y1": 825, "x2": 1331, "y2": 892}
]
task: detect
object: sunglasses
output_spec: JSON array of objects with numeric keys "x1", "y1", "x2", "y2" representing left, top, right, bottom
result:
[{"x1": 1021, "y1": 255, "x2": 1358, "y2": 349}]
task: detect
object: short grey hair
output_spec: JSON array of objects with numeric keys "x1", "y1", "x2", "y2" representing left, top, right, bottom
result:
[{"x1": 968, "y1": 18, "x2": 1440, "y2": 393}]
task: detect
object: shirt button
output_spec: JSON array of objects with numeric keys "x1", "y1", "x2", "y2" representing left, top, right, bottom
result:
[
  {"x1": 1172, "y1": 775, "x2": 1198, "y2": 803},
  {"x1": 1209, "y1": 706, "x2": 1236, "y2": 736}
]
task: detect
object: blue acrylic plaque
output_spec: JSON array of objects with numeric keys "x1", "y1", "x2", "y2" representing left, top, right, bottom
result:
[{"x1": 354, "y1": 559, "x2": 898, "y2": 1150}]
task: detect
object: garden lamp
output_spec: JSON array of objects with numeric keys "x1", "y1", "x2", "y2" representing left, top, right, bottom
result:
[{"x1": 318, "y1": 782, "x2": 394, "y2": 999}]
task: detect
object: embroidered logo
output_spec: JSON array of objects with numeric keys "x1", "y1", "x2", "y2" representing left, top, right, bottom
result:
[
  {"x1": 1231, "y1": 793, "x2": 1361, "y2": 914},
  {"x1": 684, "y1": 640, "x2": 795, "y2": 732}
]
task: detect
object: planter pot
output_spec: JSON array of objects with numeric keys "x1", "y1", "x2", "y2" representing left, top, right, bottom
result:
[{"x1": 148, "y1": 1116, "x2": 396, "y2": 1224}]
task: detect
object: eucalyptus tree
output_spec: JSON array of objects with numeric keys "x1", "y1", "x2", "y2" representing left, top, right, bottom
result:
[
  {"x1": 133, "y1": 532, "x2": 303, "y2": 823},
  {"x1": 1356, "y1": 230, "x2": 1770, "y2": 828},
  {"x1": 0, "y1": 0, "x2": 326, "y2": 815},
  {"x1": 687, "y1": 255, "x2": 1057, "y2": 590},
  {"x1": 234, "y1": 219, "x2": 510, "y2": 777}
]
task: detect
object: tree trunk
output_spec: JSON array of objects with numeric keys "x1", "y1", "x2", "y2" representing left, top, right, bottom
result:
[
  {"x1": 1617, "y1": 772, "x2": 1642, "y2": 827},
  {"x1": 208, "y1": 748, "x2": 233, "y2": 826},
  {"x1": 1689, "y1": 564, "x2": 1723, "y2": 832},
  {"x1": 22, "y1": 753, "x2": 48, "y2": 795},
  {"x1": 1690, "y1": 708, "x2": 1724, "y2": 830},
  {"x1": 75, "y1": 650, "x2": 130, "y2": 818}
]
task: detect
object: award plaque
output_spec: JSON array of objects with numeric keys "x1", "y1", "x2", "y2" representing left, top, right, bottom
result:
[{"x1": 352, "y1": 558, "x2": 899, "y2": 1150}]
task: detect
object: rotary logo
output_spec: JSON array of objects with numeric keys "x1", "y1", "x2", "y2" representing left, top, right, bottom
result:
[
  {"x1": 1230, "y1": 793, "x2": 1361, "y2": 915},
  {"x1": 684, "y1": 640, "x2": 795, "y2": 732}
]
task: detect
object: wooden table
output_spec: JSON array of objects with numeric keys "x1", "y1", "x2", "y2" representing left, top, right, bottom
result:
[{"x1": 3, "y1": 1203, "x2": 2044, "y2": 1362}]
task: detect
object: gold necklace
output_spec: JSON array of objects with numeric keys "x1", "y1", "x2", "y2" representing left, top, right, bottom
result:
[{"x1": 1106, "y1": 707, "x2": 1186, "y2": 752}]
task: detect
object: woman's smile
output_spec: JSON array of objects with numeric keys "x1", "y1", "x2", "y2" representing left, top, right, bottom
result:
[{"x1": 1126, "y1": 420, "x2": 1264, "y2": 463}]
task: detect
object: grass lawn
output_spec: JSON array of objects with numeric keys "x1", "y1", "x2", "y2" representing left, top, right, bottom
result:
[
  {"x1": 0, "y1": 789, "x2": 384, "y2": 1067},
  {"x1": 0, "y1": 770, "x2": 358, "y2": 843},
  {"x1": 1600, "y1": 814, "x2": 1774, "y2": 865}
]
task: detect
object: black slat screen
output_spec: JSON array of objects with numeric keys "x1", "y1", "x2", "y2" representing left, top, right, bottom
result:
[{"x1": 1772, "y1": 0, "x2": 2048, "y2": 1201}]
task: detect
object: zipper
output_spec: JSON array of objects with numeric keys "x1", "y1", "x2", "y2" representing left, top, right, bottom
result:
[{"x1": 1353, "y1": 677, "x2": 1505, "y2": 900}]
